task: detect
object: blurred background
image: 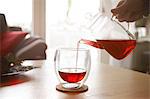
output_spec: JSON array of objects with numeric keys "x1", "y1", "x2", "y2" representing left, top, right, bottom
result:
[{"x1": 0, "y1": 0, "x2": 149, "y2": 73}]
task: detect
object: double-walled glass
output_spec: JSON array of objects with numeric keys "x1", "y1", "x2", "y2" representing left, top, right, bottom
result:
[{"x1": 54, "y1": 48, "x2": 91, "y2": 89}]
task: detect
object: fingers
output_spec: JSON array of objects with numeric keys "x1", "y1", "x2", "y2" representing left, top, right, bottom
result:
[
  {"x1": 128, "y1": 12, "x2": 144, "y2": 22},
  {"x1": 111, "y1": 7, "x2": 125, "y2": 17},
  {"x1": 116, "y1": 11, "x2": 144, "y2": 22},
  {"x1": 116, "y1": 12, "x2": 129, "y2": 22},
  {"x1": 111, "y1": 0, "x2": 145, "y2": 22},
  {"x1": 111, "y1": 9, "x2": 118, "y2": 16},
  {"x1": 111, "y1": 0, "x2": 126, "y2": 16},
  {"x1": 116, "y1": 0, "x2": 125, "y2": 7}
]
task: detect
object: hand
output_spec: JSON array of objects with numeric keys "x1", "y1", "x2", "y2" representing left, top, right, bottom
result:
[{"x1": 111, "y1": 0, "x2": 148, "y2": 22}]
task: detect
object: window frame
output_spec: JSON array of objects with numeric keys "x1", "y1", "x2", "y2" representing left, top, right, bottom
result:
[{"x1": 32, "y1": 0, "x2": 46, "y2": 40}]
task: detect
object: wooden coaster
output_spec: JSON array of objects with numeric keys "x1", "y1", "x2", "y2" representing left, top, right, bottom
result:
[{"x1": 56, "y1": 84, "x2": 88, "y2": 93}]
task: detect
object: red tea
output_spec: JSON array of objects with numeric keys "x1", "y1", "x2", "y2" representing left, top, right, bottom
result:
[
  {"x1": 58, "y1": 68, "x2": 86, "y2": 83},
  {"x1": 80, "y1": 39, "x2": 104, "y2": 49},
  {"x1": 96, "y1": 40, "x2": 136, "y2": 60},
  {"x1": 80, "y1": 39, "x2": 136, "y2": 60}
]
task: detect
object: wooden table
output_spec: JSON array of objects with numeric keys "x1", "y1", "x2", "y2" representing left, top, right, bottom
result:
[{"x1": 0, "y1": 60, "x2": 149, "y2": 99}]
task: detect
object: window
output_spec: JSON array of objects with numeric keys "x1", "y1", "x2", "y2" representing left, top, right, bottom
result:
[
  {"x1": 0, "y1": 0, "x2": 32, "y2": 32},
  {"x1": 46, "y1": 0, "x2": 100, "y2": 48}
]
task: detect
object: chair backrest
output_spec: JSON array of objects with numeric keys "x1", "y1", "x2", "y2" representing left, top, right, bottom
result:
[
  {"x1": 9, "y1": 26, "x2": 22, "y2": 31},
  {"x1": 0, "y1": 13, "x2": 8, "y2": 34}
]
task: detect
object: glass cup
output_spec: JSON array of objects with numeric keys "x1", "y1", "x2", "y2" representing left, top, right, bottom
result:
[{"x1": 54, "y1": 48, "x2": 91, "y2": 89}]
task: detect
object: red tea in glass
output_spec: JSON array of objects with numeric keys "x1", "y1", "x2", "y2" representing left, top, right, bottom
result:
[
  {"x1": 58, "y1": 68, "x2": 86, "y2": 83},
  {"x1": 54, "y1": 48, "x2": 91, "y2": 89}
]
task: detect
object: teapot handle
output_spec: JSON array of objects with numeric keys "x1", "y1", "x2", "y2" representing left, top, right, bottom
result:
[{"x1": 111, "y1": 16, "x2": 136, "y2": 40}]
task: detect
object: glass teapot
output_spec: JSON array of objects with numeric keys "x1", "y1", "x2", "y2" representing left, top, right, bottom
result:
[
  {"x1": 79, "y1": 15, "x2": 136, "y2": 60},
  {"x1": 63, "y1": 0, "x2": 136, "y2": 60}
]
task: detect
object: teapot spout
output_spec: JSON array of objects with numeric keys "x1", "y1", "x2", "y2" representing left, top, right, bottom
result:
[{"x1": 79, "y1": 39, "x2": 104, "y2": 49}]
